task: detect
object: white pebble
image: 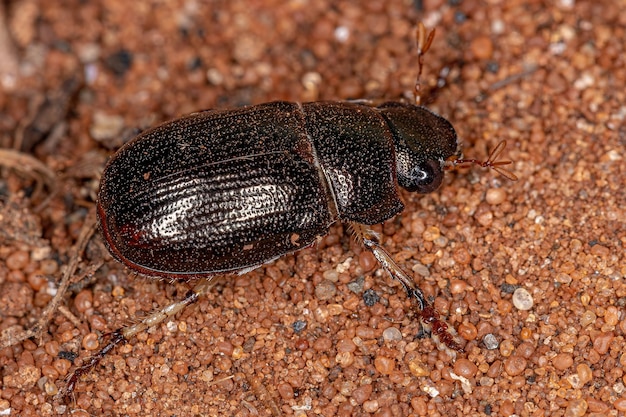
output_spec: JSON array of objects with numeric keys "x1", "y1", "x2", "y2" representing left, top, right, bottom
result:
[
  {"x1": 512, "y1": 287, "x2": 534, "y2": 310},
  {"x1": 483, "y1": 334, "x2": 499, "y2": 350},
  {"x1": 382, "y1": 327, "x2": 402, "y2": 342}
]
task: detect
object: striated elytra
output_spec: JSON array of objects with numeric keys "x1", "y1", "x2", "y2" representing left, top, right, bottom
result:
[{"x1": 97, "y1": 100, "x2": 458, "y2": 278}]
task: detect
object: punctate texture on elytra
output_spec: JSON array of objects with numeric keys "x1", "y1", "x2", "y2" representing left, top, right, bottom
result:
[{"x1": 97, "y1": 100, "x2": 457, "y2": 279}]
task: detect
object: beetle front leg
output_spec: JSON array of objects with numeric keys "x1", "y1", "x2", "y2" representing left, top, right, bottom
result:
[{"x1": 350, "y1": 222, "x2": 464, "y2": 353}]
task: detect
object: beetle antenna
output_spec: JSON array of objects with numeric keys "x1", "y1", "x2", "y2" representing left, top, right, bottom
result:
[
  {"x1": 414, "y1": 22, "x2": 436, "y2": 106},
  {"x1": 446, "y1": 140, "x2": 518, "y2": 181}
]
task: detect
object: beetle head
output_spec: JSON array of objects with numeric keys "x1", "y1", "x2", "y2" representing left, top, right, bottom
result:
[{"x1": 377, "y1": 102, "x2": 458, "y2": 194}]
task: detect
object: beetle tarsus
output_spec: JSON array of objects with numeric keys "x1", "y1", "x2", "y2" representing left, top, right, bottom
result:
[
  {"x1": 62, "y1": 330, "x2": 127, "y2": 401},
  {"x1": 351, "y1": 222, "x2": 463, "y2": 353}
]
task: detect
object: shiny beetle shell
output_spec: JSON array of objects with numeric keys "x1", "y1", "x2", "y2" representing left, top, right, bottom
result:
[{"x1": 97, "y1": 100, "x2": 457, "y2": 278}]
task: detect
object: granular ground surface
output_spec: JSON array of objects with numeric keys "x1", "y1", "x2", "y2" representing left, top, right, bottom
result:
[{"x1": 0, "y1": 1, "x2": 624, "y2": 416}]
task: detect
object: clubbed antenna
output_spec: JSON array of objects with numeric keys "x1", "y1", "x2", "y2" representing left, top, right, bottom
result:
[{"x1": 447, "y1": 140, "x2": 518, "y2": 181}]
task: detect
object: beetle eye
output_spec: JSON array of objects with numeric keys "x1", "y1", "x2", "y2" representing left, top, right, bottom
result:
[{"x1": 404, "y1": 159, "x2": 443, "y2": 193}]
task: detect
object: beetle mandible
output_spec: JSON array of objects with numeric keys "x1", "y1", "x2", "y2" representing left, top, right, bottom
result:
[{"x1": 65, "y1": 25, "x2": 514, "y2": 396}]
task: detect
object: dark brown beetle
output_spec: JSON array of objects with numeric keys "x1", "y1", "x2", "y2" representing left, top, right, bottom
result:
[
  {"x1": 97, "y1": 100, "x2": 457, "y2": 278},
  {"x1": 65, "y1": 25, "x2": 515, "y2": 396}
]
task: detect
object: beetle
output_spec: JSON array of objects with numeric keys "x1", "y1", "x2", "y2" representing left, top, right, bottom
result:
[
  {"x1": 97, "y1": 100, "x2": 457, "y2": 279},
  {"x1": 64, "y1": 25, "x2": 515, "y2": 397}
]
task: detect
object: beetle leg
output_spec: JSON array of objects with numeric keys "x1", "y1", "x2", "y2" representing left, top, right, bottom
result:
[
  {"x1": 351, "y1": 223, "x2": 427, "y2": 307},
  {"x1": 350, "y1": 222, "x2": 463, "y2": 353},
  {"x1": 63, "y1": 276, "x2": 220, "y2": 400}
]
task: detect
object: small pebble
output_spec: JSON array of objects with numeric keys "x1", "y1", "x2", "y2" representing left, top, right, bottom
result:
[
  {"x1": 363, "y1": 400, "x2": 379, "y2": 413},
  {"x1": 503, "y1": 355, "x2": 527, "y2": 376},
  {"x1": 614, "y1": 397, "x2": 626, "y2": 412},
  {"x1": 470, "y1": 35, "x2": 494, "y2": 60},
  {"x1": 450, "y1": 279, "x2": 468, "y2": 294},
  {"x1": 44, "y1": 381, "x2": 59, "y2": 396},
  {"x1": 604, "y1": 306, "x2": 619, "y2": 326},
  {"x1": 74, "y1": 290, "x2": 93, "y2": 313},
  {"x1": 566, "y1": 373, "x2": 584, "y2": 390},
  {"x1": 564, "y1": 398, "x2": 587, "y2": 417},
  {"x1": 458, "y1": 322, "x2": 478, "y2": 341},
  {"x1": 512, "y1": 287, "x2": 534, "y2": 310},
  {"x1": 500, "y1": 283, "x2": 517, "y2": 294},
  {"x1": 474, "y1": 206, "x2": 493, "y2": 227},
  {"x1": 322, "y1": 269, "x2": 339, "y2": 282},
  {"x1": 335, "y1": 351, "x2": 354, "y2": 367},
  {"x1": 487, "y1": 361, "x2": 503, "y2": 378},
  {"x1": 44, "y1": 341, "x2": 60, "y2": 357},
  {"x1": 555, "y1": 272, "x2": 572, "y2": 284},
  {"x1": 362, "y1": 289, "x2": 380, "y2": 307},
  {"x1": 89, "y1": 112, "x2": 125, "y2": 141},
  {"x1": 516, "y1": 342, "x2": 535, "y2": 358},
  {"x1": 519, "y1": 327, "x2": 533, "y2": 340},
  {"x1": 358, "y1": 251, "x2": 376, "y2": 272},
  {"x1": 53, "y1": 359, "x2": 71, "y2": 376},
  {"x1": 408, "y1": 359, "x2": 430, "y2": 377},
  {"x1": 313, "y1": 336, "x2": 332, "y2": 352},
  {"x1": 315, "y1": 280, "x2": 336, "y2": 301},
  {"x1": 422, "y1": 226, "x2": 440, "y2": 242},
  {"x1": 346, "y1": 276, "x2": 365, "y2": 293},
  {"x1": 216, "y1": 341, "x2": 234, "y2": 356},
  {"x1": 485, "y1": 188, "x2": 506, "y2": 205},
  {"x1": 81, "y1": 333, "x2": 99, "y2": 351},
  {"x1": 382, "y1": 327, "x2": 402, "y2": 342},
  {"x1": 412, "y1": 263, "x2": 430, "y2": 277},
  {"x1": 355, "y1": 326, "x2": 375, "y2": 339},
  {"x1": 336, "y1": 338, "x2": 356, "y2": 353},
  {"x1": 351, "y1": 384, "x2": 373, "y2": 405},
  {"x1": 592, "y1": 332, "x2": 613, "y2": 354},
  {"x1": 452, "y1": 247, "x2": 471, "y2": 265},
  {"x1": 277, "y1": 382, "x2": 294, "y2": 400},
  {"x1": 496, "y1": 299, "x2": 513, "y2": 317},
  {"x1": 27, "y1": 273, "x2": 47, "y2": 291},
  {"x1": 6, "y1": 250, "x2": 30, "y2": 270},
  {"x1": 374, "y1": 356, "x2": 395, "y2": 375},
  {"x1": 454, "y1": 358, "x2": 478, "y2": 378},
  {"x1": 39, "y1": 259, "x2": 58, "y2": 275},
  {"x1": 590, "y1": 244, "x2": 609, "y2": 257},
  {"x1": 580, "y1": 310, "x2": 596, "y2": 327},
  {"x1": 292, "y1": 320, "x2": 307, "y2": 333},
  {"x1": 483, "y1": 334, "x2": 499, "y2": 350},
  {"x1": 552, "y1": 353, "x2": 573, "y2": 371},
  {"x1": 172, "y1": 361, "x2": 188, "y2": 375},
  {"x1": 499, "y1": 339, "x2": 515, "y2": 357},
  {"x1": 104, "y1": 49, "x2": 133, "y2": 76},
  {"x1": 576, "y1": 363, "x2": 593, "y2": 385},
  {"x1": 586, "y1": 397, "x2": 609, "y2": 413}
]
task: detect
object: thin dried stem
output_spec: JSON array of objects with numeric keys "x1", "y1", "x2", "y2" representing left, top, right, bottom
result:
[{"x1": 0, "y1": 208, "x2": 97, "y2": 350}]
